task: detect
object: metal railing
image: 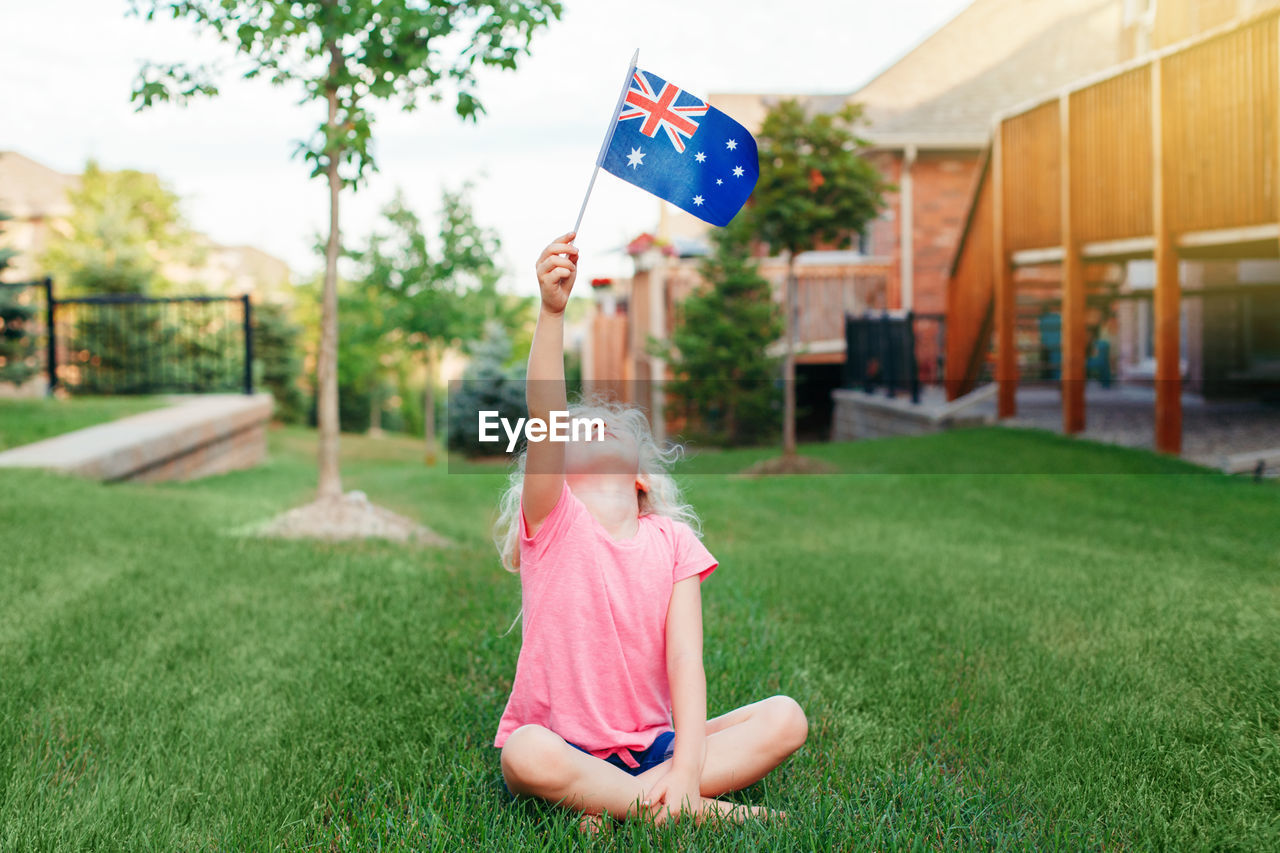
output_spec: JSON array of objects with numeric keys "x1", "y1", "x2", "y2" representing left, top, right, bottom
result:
[
  {"x1": 843, "y1": 311, "x2": 946, "y2": 404},
  {"x1": 0, "y1": 278, "x2": 254, "y2": 395}
]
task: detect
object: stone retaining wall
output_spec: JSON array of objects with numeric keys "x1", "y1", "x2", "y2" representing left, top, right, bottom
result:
[
  {"x1": 0, "y1": 393, "x2": 273, "y2": 483},
  {"x1": 832, "y1": 387, "x2": 994, "y2": 441}
]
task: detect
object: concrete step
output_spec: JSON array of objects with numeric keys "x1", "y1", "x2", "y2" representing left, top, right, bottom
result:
[
  {"x1": 1220, "y1": 446, "x2": 1280, "y2": 478},
  {"x1": 0, "y1": 393, "x2": 273, "y2": 483}
]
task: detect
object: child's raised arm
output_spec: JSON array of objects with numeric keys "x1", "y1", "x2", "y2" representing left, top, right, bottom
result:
[{"x1": 523, "y1": 231, "x2": 578, "y2": 535}]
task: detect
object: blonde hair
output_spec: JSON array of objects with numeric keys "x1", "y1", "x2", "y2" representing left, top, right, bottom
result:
[{"x1": 492, "y1": 395, "x2": 701, "y2": 634}]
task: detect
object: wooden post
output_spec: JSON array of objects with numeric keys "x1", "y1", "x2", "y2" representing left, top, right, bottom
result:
[
  {"x1": 1060, "y1": 94, "x2": 1086, "y2": 433},
  {"x1": 1152, "y1": 57, "x2": 1182, "y2": 454},
  {"x1": 992, "y1": 123, "x2": 1017, "y2": 417},
  {"x1": 649, "y1": 261, "x2": 666, "y2": 442}
]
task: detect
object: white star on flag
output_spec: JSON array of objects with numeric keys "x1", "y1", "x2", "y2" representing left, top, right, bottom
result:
[
  {"x1": 726, "y1": 139, "x2": 737, "y2": 150},
  {"x1": 695, "y1": 151, "x2": 706, "y2": 163},
  {"x1": 716, "y1": 179, "x2": 723, "y2": 185},
  {"x1": 627, "y1": 147, "x2": 646, "y2": 169},
  {"x1": 732, "y1": 165, "x2": 744, "y2": 177},
  {"x1": 693, "y1": 195, "x2": 704, "y2": 206}
]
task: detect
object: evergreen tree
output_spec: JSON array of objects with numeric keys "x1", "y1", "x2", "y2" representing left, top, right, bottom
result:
[
  {"x1": 447, "y1": 321, "x2": 526, "y2": 457},
  {"x1": 653, "y1": 218, "x2": 783, "y2": 445},
  {"x1": 39, "y1": 162, "x2": 197, "y2": 393},
  {"x1": 40, "y1": 161, "x2": 196, "y2": 296},
  {"x1": 0, "y1": 211, "x2": 39, "y2": 388},
  {"x1": 252, "y1": 300, "x2": 306, "y2": 424}
]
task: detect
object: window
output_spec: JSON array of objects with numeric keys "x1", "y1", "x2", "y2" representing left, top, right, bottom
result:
[
  {"x1": 1138, "y1": 298, "x2": 1153, "y2": 361},
  {"x1": 1123, "y1": 0, "x2": 1155, "y2": 26}
]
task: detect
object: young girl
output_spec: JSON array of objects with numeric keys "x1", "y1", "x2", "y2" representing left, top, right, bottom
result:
[{"x1": 492, "y1": 232, "x2": 808, "y2": 832}]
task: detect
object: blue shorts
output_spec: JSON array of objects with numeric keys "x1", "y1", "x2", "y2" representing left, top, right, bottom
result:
[{"x1": 501, "y1": 730, "x2": 676, "y2": 799}]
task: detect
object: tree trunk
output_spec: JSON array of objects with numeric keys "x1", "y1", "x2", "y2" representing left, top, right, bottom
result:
[
  {"x1": 783, "y1": 255, "x2": 797, "y2": 457},
  {"x1": 424, "y1": 343, "x2": 438, "y2": 466},
  {"x1": 368, "y1": 382, "x2": 383, "y2": 437},
  {"x1": 316, "y1": 43, "x2": 343, "y2": 499}
]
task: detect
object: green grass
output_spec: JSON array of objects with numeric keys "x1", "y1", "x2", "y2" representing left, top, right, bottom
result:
[
  {"x1": 0, "y1": 396, "x2": 168, "y2": 451},
  {"x1": 1, "y1": 426, "x2": 1277, "y2": 851}
]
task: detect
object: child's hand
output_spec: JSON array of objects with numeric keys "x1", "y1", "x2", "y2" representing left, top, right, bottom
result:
[
  {"x1": 535, "y1": 231, "x2": 578, "y2": 316},
  {"x1": 643, "y1": 768, "x2": 702, "y2": 825}
]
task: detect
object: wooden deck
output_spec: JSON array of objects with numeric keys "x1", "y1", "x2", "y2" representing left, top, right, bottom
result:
[{"x1": 945, "y1": 9, "x2": 1280, "y2": 453}]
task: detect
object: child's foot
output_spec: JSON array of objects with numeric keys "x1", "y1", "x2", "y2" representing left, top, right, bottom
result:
[
  {"x1": 744, "y1": 804, "x2": 788, "y2": 822},
  {"x1": 697, "y1": 799, "x2": 788, "y2": 824},
  {"x1": 578, "y1": 812, "x2": 605, "y2": 835}
]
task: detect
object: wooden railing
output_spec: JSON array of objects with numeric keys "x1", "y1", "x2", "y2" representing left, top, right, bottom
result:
[
  {"x1": 794, "y1": 267, "x2": 891, "y2": 345},
  {"x1": 944, "y1": 9, "x2": 1280, "y2": 401},
  {"x1": 944, "y1": 153, "x2": 993, "y2": 398}
]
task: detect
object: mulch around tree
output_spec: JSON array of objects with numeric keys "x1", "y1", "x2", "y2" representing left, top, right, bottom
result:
[
  {"x1": 246, "y1": 490, "x2": 450, "y2": 546},
  {"x1": 739, "y1": 454, "x2": 839, "y2": 476}
]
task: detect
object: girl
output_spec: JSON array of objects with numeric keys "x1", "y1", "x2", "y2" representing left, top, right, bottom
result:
[{"x1": 492, "y1": 232, "x2": 808, "y2": 833}]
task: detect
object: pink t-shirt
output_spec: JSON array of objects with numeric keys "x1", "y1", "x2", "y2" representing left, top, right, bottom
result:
[{"x1": 492, "y1": 481, "x2": 718, "y2": 768}]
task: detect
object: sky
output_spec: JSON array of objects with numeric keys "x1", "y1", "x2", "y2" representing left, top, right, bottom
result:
[{"x1": 2, "y1": 0, "x2": 972, "y2": 297}]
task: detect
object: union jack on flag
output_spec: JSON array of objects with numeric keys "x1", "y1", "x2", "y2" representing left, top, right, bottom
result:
[
  {"x1": 617, "y1": 70, "x2": 708, "y2": 154},
  {"x1": 601, "y1": 66, "x2": 758, "y2": 227}
]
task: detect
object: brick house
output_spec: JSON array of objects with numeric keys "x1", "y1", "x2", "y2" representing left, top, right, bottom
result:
[
  {"x1": 0, "y1": 151, "x2": 294, "y2": 397},
  {"x1": 584, "y1": 0, "x2": 1133, "y2": 437},
  {"x1": 0, "y1": 151, "x2": 292, "y2": 298}
]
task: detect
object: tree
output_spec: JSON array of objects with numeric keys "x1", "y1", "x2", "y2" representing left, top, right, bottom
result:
[
  {"x1": 336, "y1": 275, "x2": 397, "y2": 433},
  {"x1": 746, "y1": 100, "x2": 889, "y2": 457},
  {"x1": 446, "y1": 321, "x2": 526, "y2": 457},
  {"x1": 252, "y1": 300, "x2": 307, "y2": 424},
  {"x1": 651, "y1": 216, "x2": 783, "y2": 445},
  {"x1": 293, "y1": 266, "x2": 398, "y2": 432},
  {"x1": 40, "y1": 160, "x2": 197, "y2": 295},
  {"x1": 130, "y1": 0, "x2": 563, "y2": 502},
  {"x1": 38, "y1": 162, "x2": 206, "y2": 393},
  {"x1": 0, "y1": 211, "x2": 40, "y2": 388},
  {"x1": 0, "y1": 210, "x2": 16, "y2": 275},
  {"x1": 352, "y1": 185, "x2": 503, "y2": 463}
]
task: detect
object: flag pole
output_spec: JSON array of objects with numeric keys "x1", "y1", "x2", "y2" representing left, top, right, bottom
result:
[{"x1": 572, "y1": 48, "x2": 639, "y2": 235}]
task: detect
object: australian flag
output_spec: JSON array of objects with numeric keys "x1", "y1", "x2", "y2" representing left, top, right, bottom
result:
[{"x1": 601, "y1": 68, "x2": 758, "y2": 227}]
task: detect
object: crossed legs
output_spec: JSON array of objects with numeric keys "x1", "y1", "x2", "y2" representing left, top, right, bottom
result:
[{"x1": 500, "y1": 695, "x2": 808, "y2": 827}]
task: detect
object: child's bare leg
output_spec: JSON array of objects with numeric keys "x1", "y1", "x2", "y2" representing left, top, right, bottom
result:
[
  {"x1": 501, "y1": 725, "x2": 670, "y2": 822},
  {"x1": 502, "y1": 695, "x2": 805, "y2": 824},
  {"x1": 657, "y1": 694, "x2": 808, "y2": 800}
]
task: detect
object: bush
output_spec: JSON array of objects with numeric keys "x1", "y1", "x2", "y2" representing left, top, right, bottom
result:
[
  {"x1": 0, "y1": 287, "x2": 39, "y2": 387},
  {"x1": 447, "y1": 323, "x2": 526, "y2": 456},
  {"x1": 251, "y1": 301, "x2": 306, "y2": 424}
]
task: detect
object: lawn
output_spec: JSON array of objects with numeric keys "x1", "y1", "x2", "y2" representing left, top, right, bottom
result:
[
  {"x1": 0, "y1": 395, "x2": 168, "y2": 451},
  {"x1": 1, "y1": 426, "x2": 1276, "y2": 851}
]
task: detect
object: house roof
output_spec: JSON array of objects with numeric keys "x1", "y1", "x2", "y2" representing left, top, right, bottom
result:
[
  {"x1": 0, "y1": 151, "x2": 293, "y2": 292},
  {"x1": 0, "y1": 151, "x2": 79, "y2": 218},
  {"x1": 711, "y1": 0, "x2": 1127, "y2": 149}
]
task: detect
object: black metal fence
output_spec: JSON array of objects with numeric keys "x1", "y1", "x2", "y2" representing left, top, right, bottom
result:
[
  {"x1": 843, "y1": 311, "x2": 946, "y2": 404},
  {"x1": 0, "y1": 278, "x2": 253, "y2": 395}
]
